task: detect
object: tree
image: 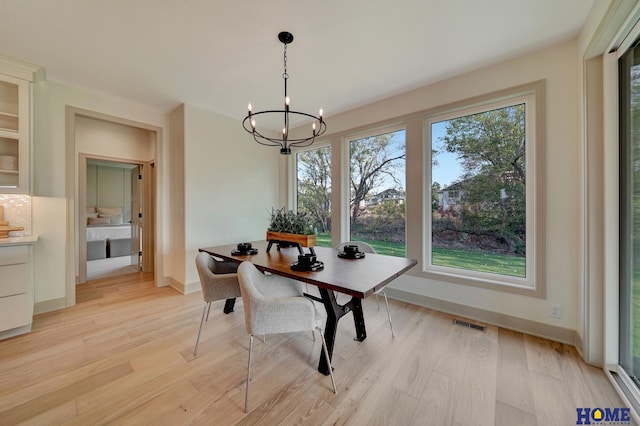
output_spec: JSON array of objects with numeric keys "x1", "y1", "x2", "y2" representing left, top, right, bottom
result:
[
  {"x1": 440, "y1": 104, "x2": 526, "y2": 254},
  {"x1": 349, "y1": 133, "x2": 405, "y2": 222},
  {"x1": 442, "y1": 105, "x2": 525, "y2": 184},
  {"x1": 431, "y1": 181, "x2": 441, "y2": 212},
  {"x1": 297, "y1": 146, "x2": 331, "y2": 233}
]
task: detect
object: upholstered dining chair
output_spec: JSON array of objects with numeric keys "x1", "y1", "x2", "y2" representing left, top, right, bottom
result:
[
  {"x1": 237, "y1": 261, "x2": 337, "y2": 413},
  {"x1": 335, "y1": 241, "x2": 395, "y2": 337},
  {"x1": 193, "y1": 252, "x2": 242, "y2": 356}
]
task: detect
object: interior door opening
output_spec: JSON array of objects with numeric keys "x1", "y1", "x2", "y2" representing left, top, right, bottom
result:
[
  {"x1": 79, "y1": 156, "x2": 155, "y2": 283},
  {"x1": 85, "y1": 158, "x2": 141, "y2": 280}
]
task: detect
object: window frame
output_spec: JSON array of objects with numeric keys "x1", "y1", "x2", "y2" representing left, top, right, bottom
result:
[{"x1": 423, "y1": 81, "x2": 546, "y2": 296}]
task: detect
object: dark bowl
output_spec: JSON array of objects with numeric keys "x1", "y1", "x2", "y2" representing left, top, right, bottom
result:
[
  {"x1": 344, "y1": 245, "x2": 360, "y2": 255},
  {"x1": 298, "y1": 253, "x2": 317, "y2": 265},
  {"x1": 237, "y1": 242, "x2": 252, "y2": 252}
]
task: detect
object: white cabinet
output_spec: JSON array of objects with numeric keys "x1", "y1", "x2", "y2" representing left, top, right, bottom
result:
[
  {"x1": 0, "y1": 73, "x2": 30, "y2": 194},
  {"x1": 0, "y1": 243, "x2": 34, "y2": 339}
]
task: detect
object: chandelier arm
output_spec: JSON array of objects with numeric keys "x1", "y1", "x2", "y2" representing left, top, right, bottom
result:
[
  {"x1": 242, "y1": 117, "x2": 285, "y2": 148},
  {"x1": 251, "y1": 130, "x2": 284, "y2": 147},
  {"x1": 284, "y1": 120, "x2": 327, "y2": 144},
  {"x1": 289, "y1": 139, "x2": 317, "y2": 149},
  {"x1": 253, "y1": 134, "x2": 285, "y2": 148}
]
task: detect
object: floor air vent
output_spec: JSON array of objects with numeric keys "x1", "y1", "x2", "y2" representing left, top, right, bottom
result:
[{"x1": 453, "y1": 319, "x2": 486, "y2": 332}]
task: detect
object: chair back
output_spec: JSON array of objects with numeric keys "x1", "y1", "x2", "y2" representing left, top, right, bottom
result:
[
  {"x1": 237, "y1": 261, "x2": 310, "y2": 336},
  {"x1": 335, "y1": 241, "x2": 377, "y2": 254},
  {"x1": 195, "y1": 252, "x2": 241, "y2": 303}
]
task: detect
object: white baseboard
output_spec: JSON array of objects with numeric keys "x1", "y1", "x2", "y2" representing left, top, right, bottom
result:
[
  {"x1": 0, "y1": 323, "x2": 32, "y2": 340},
  {"x1": 34, "y1": 297, "x2": 67, "y2": 315},
  {"x1": 165, "y1": 276, "x2": 201, "y2": 295},
  {"x1": 385, "y1": 287, "x2": 578, "y2": 346}
]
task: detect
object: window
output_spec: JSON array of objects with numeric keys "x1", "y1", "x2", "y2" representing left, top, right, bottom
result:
[
  {"x1": 296, "y1": 145, "x2": 332, "y2": 247},
  {"x1": 619, "y1": 36, "x2": 640, "y2": 391},
  {"x1": 347, "y1": 128, "x2": 406, "y2": 256},
  {"x1": 425, "y1": 83, "x2": 544, "y2": 293}
]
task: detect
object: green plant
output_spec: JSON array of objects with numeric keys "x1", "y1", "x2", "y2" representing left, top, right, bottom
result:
[{"x1": 267, "y1": 207, "x2": 315, "y2": 235}]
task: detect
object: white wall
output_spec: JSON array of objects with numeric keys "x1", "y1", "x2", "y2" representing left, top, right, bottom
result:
[
  {"x1": 32, "y1": 80, "x2": 167, "y2": 306},
  {"x1": 76, "y1": 116, "x2": 155, "y2": 161},
  {"x1": 182, "y1": 104, "x2": 280, "y2": 287},
  {"x1": 87, "y1": 165, "x2": 132, "y2": 222},
  {"x1": 307, "y1": 38, "x2": 581, "y2": 338},
  {"x1": 167, "y1": 105, "x2": 185, "y2": 286}
]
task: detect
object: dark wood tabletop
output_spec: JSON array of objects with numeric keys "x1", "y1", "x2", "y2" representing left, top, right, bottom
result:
[{"x1": 199, "y1": 240, "x2": 417, "y2": 299}]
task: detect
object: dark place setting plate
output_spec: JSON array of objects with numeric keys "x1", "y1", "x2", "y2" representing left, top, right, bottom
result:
[
  {"x1": 291, "y1": 253, "x2": 324, "y2": 271},
  {"x1": 290, "y1": 260, "x2": 324, "y2": 271},
  {"x1": 337, "y1": 251, "x2": 365, "y2": 259},
  {"x1": 232, "y1": 243, "x2": 258, "y2": 255},
  {"x1": 231, "y1": 248, "x2": 258, "y2": 255}
]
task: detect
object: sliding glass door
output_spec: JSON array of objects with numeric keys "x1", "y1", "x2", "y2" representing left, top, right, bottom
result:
[{"x1": 620, "y1": 36, "x2": 640, "y2": 386}]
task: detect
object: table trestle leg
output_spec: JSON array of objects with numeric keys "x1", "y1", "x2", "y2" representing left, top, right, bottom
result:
[{"x1": 317, "y1": 288, "x2": 367, "y2": 375}]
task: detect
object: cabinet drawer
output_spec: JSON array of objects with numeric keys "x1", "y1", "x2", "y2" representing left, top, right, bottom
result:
[
  {"x1": 0, "y1": 263, "x2": 28, "y2": 296},
  {"x1": 0, "y1": 293, "x2": 31, "y2": 331},
  {"x1": 0, "y1": 245, "x2": 28, "y2": 266}
]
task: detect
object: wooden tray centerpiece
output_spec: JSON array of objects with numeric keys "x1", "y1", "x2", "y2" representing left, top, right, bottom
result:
[{"x1": 266, "y1": 207, "x2": 317, "y2": 254}]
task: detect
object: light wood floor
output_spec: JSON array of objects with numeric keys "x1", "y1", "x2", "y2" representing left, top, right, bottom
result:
[{"x1": 0, "y1": 272, "x2": 628, "y2": 425}]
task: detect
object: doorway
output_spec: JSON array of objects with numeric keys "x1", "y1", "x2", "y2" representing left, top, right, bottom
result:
[
  {"x1": 71, "y1": 110, "x2": 159, "y2": 291},
  {"x1": 78, "y1": 155, "x2": 156, "y2": 283},
  {"x1": 82, "y1": 158, "x2": 148, "y2": 280},
  {"x1": 65, "y1": 107, "x2": 162, "y2": 307}
]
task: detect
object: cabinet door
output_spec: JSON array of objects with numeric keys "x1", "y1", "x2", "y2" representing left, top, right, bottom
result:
[
  {"x1": 0, "y1": 264, "x2": 28, "y2": 297},
  {"x1": 0, "y1": 293, "x2": 30, "y2": 331},
  {"x1": 0, "y1": 74, "x2": 30, "y2": 194},
  {"x1": 0, "y1": 245, "x2": 29, "y2": 265}
]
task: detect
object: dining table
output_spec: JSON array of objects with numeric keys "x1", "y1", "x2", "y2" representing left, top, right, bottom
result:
[{"x1": 198, "y1": 240, "x2": 417, "y2": 375}]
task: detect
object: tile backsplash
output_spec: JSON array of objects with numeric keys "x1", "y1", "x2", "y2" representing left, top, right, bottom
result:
[{"x1": 0, "y1": 194, "x2": 31, "y2": 236}]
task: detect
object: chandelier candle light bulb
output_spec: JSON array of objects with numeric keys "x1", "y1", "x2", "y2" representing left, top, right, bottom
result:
[{"x1": 242, "y1": 31, "x2": 327, "y2": 155}]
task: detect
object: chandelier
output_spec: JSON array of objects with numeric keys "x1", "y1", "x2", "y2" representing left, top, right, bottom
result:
[{"x1": 242, "y1": 31, "x2": 326, "y2": 155}]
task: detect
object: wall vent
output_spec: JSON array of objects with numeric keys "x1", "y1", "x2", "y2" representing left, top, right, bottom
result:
[{"x1": 453, "y1": 318, "x2": 486, "y2": 332}]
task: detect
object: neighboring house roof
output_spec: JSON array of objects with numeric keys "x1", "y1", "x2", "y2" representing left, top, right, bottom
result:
[{"x1": 367, "y1": 188, "x2": 406, "y2": 205}]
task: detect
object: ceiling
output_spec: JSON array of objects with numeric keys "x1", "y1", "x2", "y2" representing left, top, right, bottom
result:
[{"x1": 0, "y1": 0, "x2": 594, "y2": 130}]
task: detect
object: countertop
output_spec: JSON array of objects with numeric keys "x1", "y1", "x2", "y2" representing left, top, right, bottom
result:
[{"x1": 0, "y1": 235, "x2": 38, "y2": 246}]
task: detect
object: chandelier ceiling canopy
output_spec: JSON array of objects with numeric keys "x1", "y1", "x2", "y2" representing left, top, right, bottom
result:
[{"x1": 242, "y1": 31, "x2": 326, "y2": 155}]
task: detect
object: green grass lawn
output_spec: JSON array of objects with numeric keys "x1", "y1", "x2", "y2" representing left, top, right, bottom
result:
[
  {"x1": 316, "y1": 233, "x2": 525, "y2": 277},
  {"x1": 315, "y1": 233, "x2": 407, "y2": 256},
  {"x1": 432, "y1": 247, "x2": 525, "y2": 277}
]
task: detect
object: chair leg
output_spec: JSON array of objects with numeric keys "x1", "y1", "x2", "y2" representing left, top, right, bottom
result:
[
  {"x1": 382, "y1": 292, "x2": 395, "y2": 338},
  {"x1": 194, "y1": 302, "x2": 209, "y2": 356},
  {"x1": 317, "y1": 328, "x2": 337, "y2": 394},
  {"x1": 205, "y1": 301, "x2": 212, "y2": 321},
  {"x1": 375, "y1": 293, "x2": 380, "y2": 310},
  {"x1": 245, "y1": 335, "x2": 254, "y2": 413}
]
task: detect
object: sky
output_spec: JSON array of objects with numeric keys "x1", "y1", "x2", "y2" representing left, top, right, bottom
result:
[{"x1": 431, "y1": 120, "x2": 463, "y2": 188}]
